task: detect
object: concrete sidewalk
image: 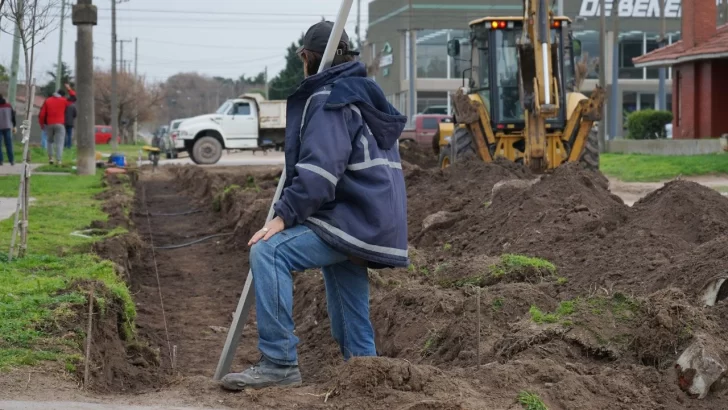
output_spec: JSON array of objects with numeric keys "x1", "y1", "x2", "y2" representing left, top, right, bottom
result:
[{"x1": 0, "y1": 402, "x2": 223, "y2": 410}]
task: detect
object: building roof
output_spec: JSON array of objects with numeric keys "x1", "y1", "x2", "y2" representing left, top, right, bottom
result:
[{"x1": 634, "y1": 24, "x2": 728, "y2": 68}]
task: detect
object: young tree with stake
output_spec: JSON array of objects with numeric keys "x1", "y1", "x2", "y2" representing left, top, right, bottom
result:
[{"x1": 0, "y1": 0, "x2": 62, "y2": 259}]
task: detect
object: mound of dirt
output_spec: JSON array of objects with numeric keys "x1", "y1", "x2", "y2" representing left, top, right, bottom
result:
[
  {"x1": 399, "y1": 142, "x2": 439, "y2": 169},
  {"x1": 631, "y1": 180, "x2": 728, "y2": 245}
]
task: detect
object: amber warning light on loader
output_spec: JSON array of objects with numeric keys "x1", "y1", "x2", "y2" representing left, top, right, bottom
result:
[{"x1": 490, "y1": 21, "x2": 514, "y2": 29}]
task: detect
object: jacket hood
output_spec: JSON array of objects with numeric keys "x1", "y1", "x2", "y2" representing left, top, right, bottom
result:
[{"x1": 300, "y1": 61, "x2": 407, "y2": 150}]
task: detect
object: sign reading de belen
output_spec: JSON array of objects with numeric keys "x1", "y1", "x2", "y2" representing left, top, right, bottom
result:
[{"x1": 579, "y1": 0, "x2": 720, "y2": 18}]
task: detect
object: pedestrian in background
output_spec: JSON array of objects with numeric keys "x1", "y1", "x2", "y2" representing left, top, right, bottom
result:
[
  {"x1": 64, "y1": 95, "x2": 77, "y2": 149},
  {"x1": 39, "y1": 84, "x2": 76, "y2": 165},
  {"x1": 0, "y1": 93, "x2": 16, "y2": 166}
]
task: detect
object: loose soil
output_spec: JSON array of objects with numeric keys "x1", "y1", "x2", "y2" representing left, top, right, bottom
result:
[{"x1": 5, "y1": 156, "x2": 728, "y2": 409}]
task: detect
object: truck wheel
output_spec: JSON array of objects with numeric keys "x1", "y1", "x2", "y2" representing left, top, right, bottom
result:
[
  {"x1": 192, "y1": 136, "x2": 223, "y2": 165},
  {"x1": 579, "y1": 128, "x2": 600, "y2": 171}
]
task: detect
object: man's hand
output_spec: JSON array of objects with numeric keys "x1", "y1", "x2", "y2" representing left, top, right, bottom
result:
[
  {"x1": 248, "y1": 216, "x2": 285, "y2": 246},
  {"x1": 12, "y1": 128, "x2": 17, "y2": 134},
  {"x1": 65, "y1": 83, "x2": 71, "y2": 90}
]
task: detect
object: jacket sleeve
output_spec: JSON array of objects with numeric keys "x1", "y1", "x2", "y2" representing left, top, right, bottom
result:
[
  {"x1": 273, "y1": 102, "x2": 353, "y2": 228},
  {"x1": 11, "y1": 108, "x2": 16, "y2": 127},
  {"x1": 66, "y1": 88, "x2": 76, "y2": 105}
]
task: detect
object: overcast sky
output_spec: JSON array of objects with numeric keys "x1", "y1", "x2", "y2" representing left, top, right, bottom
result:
[{"x1": 0, "y1": 0, "x2": 371, "y2": 85}]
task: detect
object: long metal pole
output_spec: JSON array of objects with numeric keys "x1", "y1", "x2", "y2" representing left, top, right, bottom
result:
[
  {"x1": 657, "y1": 0, "x2": 666, "y2": 111},
  {"x1": 557, "y1": 0, "x2": 564, "y2": 15},
  {"x1": 110, "y1": 0, "x2": 119, "y2": 150},
  {"x1": 55, "y1": 1, "x2": 66, "y2": 91},
  {"x1": 8, "y1": 0, "x2": 24, "y2": 107},
  {"x1": 213, "y1": 0, "x2": 355, "y2": 381},
  {"x1": 609, "y1": 11, "x2": 620, "y2": 139},
  {"x1": 408, "y1": 0, "x2": 416, "y2": 124},
  {"x1": 133, "y1": 37, "x2": 138, "y2": 143},
  {"x1": 598, "y1": 0, "x2": 607, "y2": 148}
]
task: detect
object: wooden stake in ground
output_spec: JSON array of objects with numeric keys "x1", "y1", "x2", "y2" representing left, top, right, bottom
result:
[
  {"x1": 476, "y1": 286, "x2": 481, "y2": 369},
  {"x1": 8, "y1": 80, "x2": 36, "y2": 261},
  {"x1": 84, "y1": 287, "x2": 95, "y2": 389}
]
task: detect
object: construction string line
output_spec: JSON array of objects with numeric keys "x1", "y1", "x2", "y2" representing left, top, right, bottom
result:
[
  {"x1": 155, "y1": 233, "x2": 234, "y2": 250},
  {"x1": 141, "y1": 209, "x2": 203, "y2": 217},
  {"x1": 141, "y1": 185, "x2": 175, "y2": 369}
]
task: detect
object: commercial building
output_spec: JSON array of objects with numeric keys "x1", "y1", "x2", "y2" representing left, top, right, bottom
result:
[{"x1": 363, "y1": 0, "x2": 727, "y2": 136}]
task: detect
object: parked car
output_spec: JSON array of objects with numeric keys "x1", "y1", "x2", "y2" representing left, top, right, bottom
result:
[
  {"x1": 399, "y1": 114, "x2": 452, "y2": 148},
  {"x1": 421, "y1": 105, "x2": 449, "y2": 115},
  {"x1": 94, "y1": 125, "x2": 119, "y2": 145},
  {"x1": 177, "y1": 93, "x2": 286, "y2": 165},
  {"x1": 163, "y1": 118, "x2": 188, "y2": 159}
]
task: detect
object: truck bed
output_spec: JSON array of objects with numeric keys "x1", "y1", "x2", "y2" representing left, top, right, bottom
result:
[{"x1": 259, "y1": 101, "x2": 287, "y2": 130}]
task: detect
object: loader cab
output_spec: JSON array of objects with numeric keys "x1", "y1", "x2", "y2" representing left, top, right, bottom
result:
[{"x1": 448, "y1": 16, "x2": 578, "y2": 133}]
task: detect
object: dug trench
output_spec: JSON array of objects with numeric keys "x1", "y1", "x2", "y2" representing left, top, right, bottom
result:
[{"x1": 84, "y1": 147, "x2": 728, "y2": 409}]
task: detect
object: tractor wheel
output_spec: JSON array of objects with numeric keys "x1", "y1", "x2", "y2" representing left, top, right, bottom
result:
[
  {"x1": 438, "y1": 144, "x2": 453, "y2": 169},
  {"x1": 452, "y1": 127, "x2": 477, "y2": 163},
  {"x1": 579, "y1": 127, "x2": 600, "y2": 171},
  {"x1": 432, "y1": 130, "x2": 441, "y2": 156}
]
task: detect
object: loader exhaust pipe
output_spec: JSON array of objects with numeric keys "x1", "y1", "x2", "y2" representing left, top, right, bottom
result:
[{"x1": 538, "y1": 0, "x2": 550, "y2": 106}]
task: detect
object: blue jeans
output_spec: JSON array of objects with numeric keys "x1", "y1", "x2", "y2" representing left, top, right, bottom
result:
[
  {"x1": 65, "y1": 126, "x2": 74, "y2": 148},
  {"x1": 41, "y1": 129, "x2": 47, "y2": 149},
  {"x1": 0, "y1": 129, "x2": 13, "y2": 164},
  {"x1": 250, "y1": 224, "x2": 376, "y2": 366}
]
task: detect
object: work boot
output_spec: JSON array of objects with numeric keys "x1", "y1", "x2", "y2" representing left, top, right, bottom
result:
[{"x1": 221, "y1": 357, "x2": 302, "y2": 391}]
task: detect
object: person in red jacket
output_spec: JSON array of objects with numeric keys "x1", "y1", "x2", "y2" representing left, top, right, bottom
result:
[{"x1": 39, "y1": 84, "x2": 76, "y2": 165}]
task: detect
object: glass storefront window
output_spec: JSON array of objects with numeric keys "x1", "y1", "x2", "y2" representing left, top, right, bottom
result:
[
  {"x1": 417, "y1": 92, "x2": 448, "y2": 114},
  {"x1": 640, "y1": 94, "x2": 656, "y2": 111},
  {"x1": 416, "y1": 30, "x2": 449, "y2": 79},
  {"x1": 619, "y1": 32, "x2": 644, "y2": 79},
  {"x1": 645, "y1": 33, "x2": 661, "y2": 79},
  {"x1": 573, "y1": 30, "x2": 599, "y2": 79}
]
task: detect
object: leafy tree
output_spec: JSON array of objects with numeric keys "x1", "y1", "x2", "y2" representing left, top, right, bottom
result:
[
  {"x1": 0, "y1": 63, "x2": 8, "y2": 82},
  {"x1": 268, "y1": 34, "x2": 305, "y2": 100},
  {"x1": 41, "y1": 62, "x2": 73, "y2": 97}
]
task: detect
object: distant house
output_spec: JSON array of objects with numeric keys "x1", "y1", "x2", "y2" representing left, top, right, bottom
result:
[
  {"x1": 0, "y1": 83, "x2": 47, "y2": 143},
  {"x1": 633, "y1": 0, "x2": 728, "y2": 139}
]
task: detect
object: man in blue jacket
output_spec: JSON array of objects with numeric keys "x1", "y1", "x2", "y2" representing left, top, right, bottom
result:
[{"x1": 222, "y1": 21, "x2": 409, "y2": 391}]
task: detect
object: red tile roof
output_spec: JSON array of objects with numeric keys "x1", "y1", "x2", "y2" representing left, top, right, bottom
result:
[{"x1": 634, "y1": 24, "x2": 728, "y2": 67}]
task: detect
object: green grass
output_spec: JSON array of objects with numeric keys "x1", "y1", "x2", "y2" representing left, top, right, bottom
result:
[
  {"x1": 529, "y1": 301, "x2": 575, "y2": 325},
  {"x1": 0, "y1": 173, "x2": 135, "y2": 371},
  {"x1": 12, "y1": 143, "x2": 145, "y2": 165},
  {"x1": 601, "y1": 153, "x2": 728, "y2": 182},
  {"x1": 518, "y1": 391, "x2": 548, "y2": 410},
  {"x1": 34, "y1": 164, "x2": 75, "y2": 173},
  {"x1": 490, "y1": 254, "x2": 556, "y2": 278},
  {"x1": 0, "y1": 175, "x2": 108, "y2": 255}
]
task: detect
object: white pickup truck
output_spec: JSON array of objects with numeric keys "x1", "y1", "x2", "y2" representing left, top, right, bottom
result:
[{"x1": 177, "y1": 93, "x2": 286, "y2": 164}]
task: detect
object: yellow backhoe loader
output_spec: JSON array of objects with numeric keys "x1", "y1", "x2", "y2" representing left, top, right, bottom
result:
[{"x1": 435, "y1": 0, "x2": 605, "y2": 172}]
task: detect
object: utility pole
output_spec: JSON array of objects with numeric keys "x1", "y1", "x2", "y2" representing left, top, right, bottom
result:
[
  {"x1": 264, "y1": 66, "x2": 269, "y2": 99},
  {"x1": 111, "y1": 0, "x2": 119, "y2": 150},
  {"x1": 55, "y1": 1, "x2": 68, "y2": 91},
  {"x1": 408, "y1": 0, "x2": 416, "y2": 126},
  {"x1": 119, "y1": 39, "x2": 131, "y2": 73},
  {"x1": 657, "y1": 0, "x2": 667, "y2": 111},
  {"x1": 8, "y1": 0, "x2": 24, "y2": 107},
  {"x1": 557, "y1": 0, "x2": 564, "y2": 15},
  {"x1": 609, "y1": 9, "x2": 620, "y2": 140},
  {"x1": 598, "y1": 0, "x2": 607, "y2": 148},
  {"x1": 133, "y1": 37, "x2": 138, "y2": 143},
  {"x1": 73, "y1": 0, "x2": 98, "y2": 176},
  {"x1": 356, "y1": 0, "x2": 362, "y2": 50}
]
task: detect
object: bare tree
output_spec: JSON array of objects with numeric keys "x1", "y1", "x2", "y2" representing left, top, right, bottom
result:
[
  {"x1": 95, "y1": 70, "x2": 165, "y2": 142},
  {"x1": 0, "y1": 0, "x2": 61, "y2": 119}
]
